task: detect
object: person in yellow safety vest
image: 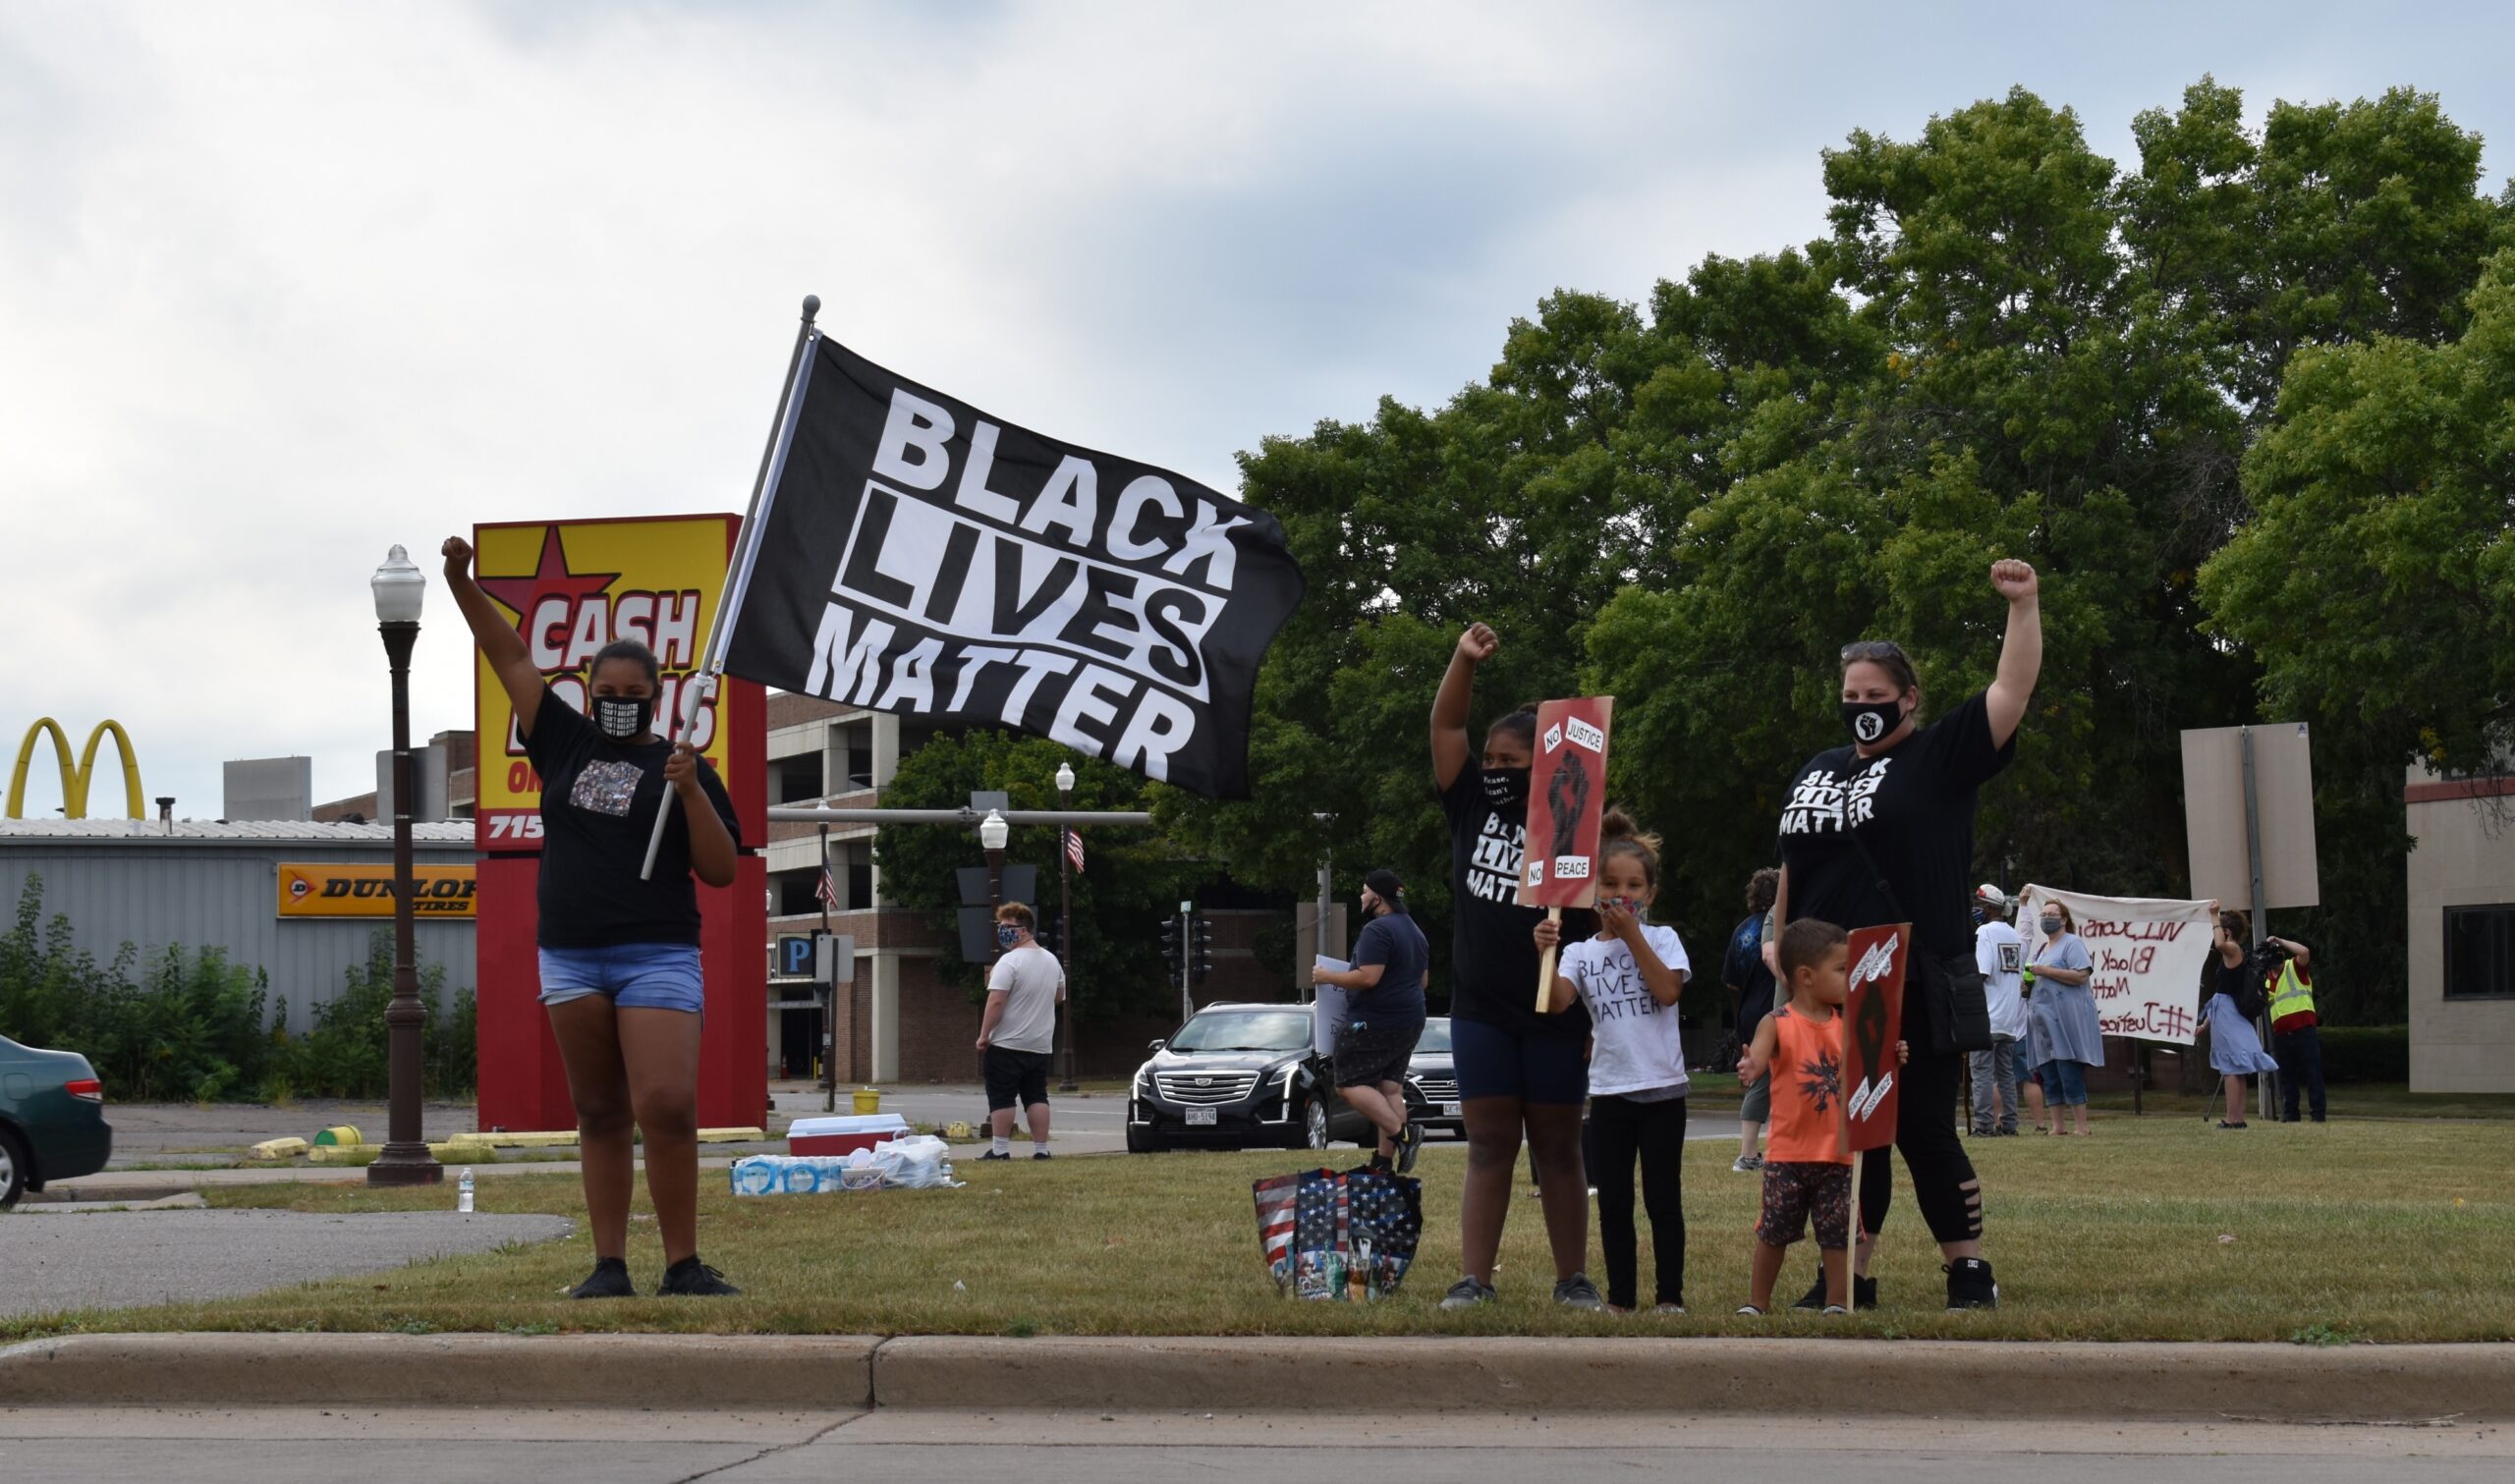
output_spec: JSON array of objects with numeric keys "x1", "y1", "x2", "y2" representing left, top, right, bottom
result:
[{"x1": 2261, "y1": 936, "x2": 2324, "y2": 1124}]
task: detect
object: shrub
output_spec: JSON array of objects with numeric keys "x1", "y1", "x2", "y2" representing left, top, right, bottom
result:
[{"x1": 2316, "y1": 1024, "x2": 2408, "y2": 1084}]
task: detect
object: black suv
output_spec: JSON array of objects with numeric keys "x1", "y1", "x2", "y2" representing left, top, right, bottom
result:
[
  {"x1": 1126, "y1": 1003, "x2": 1372, "y2": 1153},
  {"x1": 1400, "y1": 1017, "x2": 1463, "y2": 1140}
]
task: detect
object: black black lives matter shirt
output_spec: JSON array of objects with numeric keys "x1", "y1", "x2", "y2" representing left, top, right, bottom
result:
[
  {"x1": 1776, "y1": 691, "x2": 2015, "y2": 966},
  {"x1": 526, "y1": 689, "x2": 742, "y2": 950},
  {"x1": 1438, "y1": 771, "x2": 1593, "y2": 1042}
]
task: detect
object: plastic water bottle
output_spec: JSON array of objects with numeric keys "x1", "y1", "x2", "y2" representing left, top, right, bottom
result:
[{"x1": 457, "y1": 1167, "x2": 475, "y2": 1214}]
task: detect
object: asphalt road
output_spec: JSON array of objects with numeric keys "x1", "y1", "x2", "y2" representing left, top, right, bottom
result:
[
  {"x1": 3, "y1": 1409, "x2": 2506, "y2": 1483},
  {"x1": 0, "y1": 1209, "x2": 573, "y2": 1319}
]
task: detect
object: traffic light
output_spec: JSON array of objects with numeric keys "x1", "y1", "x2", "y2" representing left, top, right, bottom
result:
[
  {"x1": 1158, "y1": 915, "x2": 1183, "y2": 980},
  {"x1": 1190, "y1": 914, "x2": 1214, "y2": 984}
]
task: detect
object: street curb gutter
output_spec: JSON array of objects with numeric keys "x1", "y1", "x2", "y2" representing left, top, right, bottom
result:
[
  {"x1": 871, "y1": 1338, "x2": 2515, "y2": 1419},
  {"x1": 3, "y1": 1335, "x2": 2508, "y2": 1419},
  {"x1": 0, "y1": 1334, "x2": 876, "y2": 1409}
]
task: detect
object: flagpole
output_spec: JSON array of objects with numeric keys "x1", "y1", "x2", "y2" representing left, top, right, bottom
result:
[{"x1": 643, "y1": 295, "x2": 821, "y2": 880}]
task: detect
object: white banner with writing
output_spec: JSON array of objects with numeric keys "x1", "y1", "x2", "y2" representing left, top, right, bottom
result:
[{"x1": 2016, "y1": 886, "x2": 2214, "y2": 1046}]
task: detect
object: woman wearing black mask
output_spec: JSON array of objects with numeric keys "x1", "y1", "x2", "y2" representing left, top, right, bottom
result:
[
  {"x1": 1428, "y1": 622, "x2": 1602, "y2": 1311},
  {"x1": 442, "y1": 536, "x2": 743, "y2": 1299},
  {"x1": 1768, "y1": 559, "x2": 2041, "y2": 1311}
]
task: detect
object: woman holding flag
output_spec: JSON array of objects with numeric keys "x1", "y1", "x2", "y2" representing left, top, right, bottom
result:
[
  {"x1": 1429, "y1": 622, "x2": 1602, "y2": 1311},
  {"x1": 1768, "y1": 559, "x2": 2042, "y2": 1311},
  {"x1": 442, "y1": 536, "x2": 745, "y2": 1299}
]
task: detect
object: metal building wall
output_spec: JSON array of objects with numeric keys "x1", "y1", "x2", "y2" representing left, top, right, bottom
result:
[{"x1": 0, "y1": 843, "x2": 476, "y2": 1032}]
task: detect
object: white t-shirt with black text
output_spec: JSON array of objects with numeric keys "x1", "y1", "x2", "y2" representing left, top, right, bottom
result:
[
  {"x1": 986, "y1": 943, "x2": 1064, "y2": 1055},
  {"x1": 1975, "y1": 919, "x2": 2027, "y2": 1041},
  {"x1": 1559, "y1": 924, "x2": 1692, "y2": 1098}
]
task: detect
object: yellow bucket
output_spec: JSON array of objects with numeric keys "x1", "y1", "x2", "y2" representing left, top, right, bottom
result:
[
  {"x1": 852, "y1": 1087, "x2": 881, "y2": 1115},
  {"x1": 311, "y1": 1125, "x2": 363, "y2": 1147}
]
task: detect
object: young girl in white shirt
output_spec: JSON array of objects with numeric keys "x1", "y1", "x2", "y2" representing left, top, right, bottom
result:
[{"x1": 1534, "y1": 810, "x2": 1691, "y2": 1313}]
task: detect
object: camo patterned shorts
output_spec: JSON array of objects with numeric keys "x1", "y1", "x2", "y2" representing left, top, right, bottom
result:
[{"x1": 1757, "y1": 1159, "x2": 1853, "y2": 1249}]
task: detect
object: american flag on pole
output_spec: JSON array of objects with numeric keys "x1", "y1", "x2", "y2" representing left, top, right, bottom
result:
[
  {"x1": 1064, "y1": 827, "x2": 1085, "y2": 874},
  {"x1": 814, "y1": 858, "x2": 840, "y2": 910}
]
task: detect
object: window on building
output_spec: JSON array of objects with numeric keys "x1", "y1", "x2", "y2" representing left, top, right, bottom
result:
[
  {"x1": 775, "y1": 869, "x2": 821, "y2": 918},
  {"x1": 777, "y1": 757, "x2": 824, "y2": 803},
  {"x1": 2444, "y1": 905, "x2": 2515, "y2": 1000}
]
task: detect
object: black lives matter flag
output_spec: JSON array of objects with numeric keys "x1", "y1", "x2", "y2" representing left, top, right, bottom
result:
[{"x1": 719, "y1": 338, "x2": 1304, "y2": 798}]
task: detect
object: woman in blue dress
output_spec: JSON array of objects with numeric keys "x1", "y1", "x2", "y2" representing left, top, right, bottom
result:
[
  {"x1": 2027, "y1": 902, "x2": 2101, "y2": 1136},
  {"x1": 2200, "y1": 905, "x2": 2278, "y2": 1128}
]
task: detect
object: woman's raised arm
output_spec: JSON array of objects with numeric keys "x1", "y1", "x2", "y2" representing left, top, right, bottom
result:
[{"x1": 442, "y1": 536, "x2": 549, "y2": 740}]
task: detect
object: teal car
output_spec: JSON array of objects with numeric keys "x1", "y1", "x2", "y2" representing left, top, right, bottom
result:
[{"x1": 0, "y1": 1034, "x2": 112, "y2": 1207}]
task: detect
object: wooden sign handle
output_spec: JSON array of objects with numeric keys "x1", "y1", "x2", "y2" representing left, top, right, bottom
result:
[{"x1": 1535, "y1": 907, "x2": 1562, "y2": 1013}]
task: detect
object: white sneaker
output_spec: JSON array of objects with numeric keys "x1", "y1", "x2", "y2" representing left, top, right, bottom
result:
[{"x1": 1731, "y1": 1155, "x2": 1763, "y2": 1174}]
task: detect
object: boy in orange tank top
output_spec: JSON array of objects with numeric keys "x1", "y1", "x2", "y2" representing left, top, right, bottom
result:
[{"x1": 1734, "y1": 918, "x2": 1905, "y2": 1315}]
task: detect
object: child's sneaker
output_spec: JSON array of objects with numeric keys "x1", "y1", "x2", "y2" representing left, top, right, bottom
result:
[
  {"x1": 1654, "y1": 1302, "x2": 1687, "y2": 1315},
  {"x1": 1822, "y1": 1303, "x2": 1850, "y2": 1315},
  {"x1": 1735, "y1": 1304, "x2": 1766, "y2": 1316},
  {"x1": 1792, "y1": 1273, "x2": 1876, "y2": 1311},
  {"x1": 1439, "y1": 1277, "x2": 1497, "y2": 1310},
  {"x1": 1552, "y1": 1274, "x2": 1604, "y2": 1309},
  {"x1": 1731, "y1": 1154, "x2": 1763, "y2": 1174},
  {"x1": 1944, "y1": 1258, "x2": 1998, "y2": 1309}
]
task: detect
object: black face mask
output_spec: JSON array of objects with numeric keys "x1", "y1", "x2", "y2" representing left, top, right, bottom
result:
[
  {"x1": 593, "y1": 695, "x2": 653, "y2": 741},
  {"x1": 1481, "y1": 766, "x2": 1531, "y2": 809},
  {"x1": 1841, "y1": 699, "x2": 1904, "y2": 747}
]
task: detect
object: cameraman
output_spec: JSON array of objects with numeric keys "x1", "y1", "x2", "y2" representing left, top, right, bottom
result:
[{"x1": 2258, "y1": 932, "x2": 2325, "y2": 1124}]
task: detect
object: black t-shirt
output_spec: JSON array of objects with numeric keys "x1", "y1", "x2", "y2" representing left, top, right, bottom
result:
[
  {"x1": 1776, "y1": 690, "x2": 2015, "y2": 963},
  {"x1": 1350, "y1": 909, "x2": 1429, "y2": 1023},
  {"x1": 525, "y1": 688, "x2": 742, "y2": 950},
  {"x1": 1724, "y1": 912, "x2": 1777, "y2": 1037},
  {"x1": 1437, "y1": 770, "x2": 1593, "y2": 1041}
]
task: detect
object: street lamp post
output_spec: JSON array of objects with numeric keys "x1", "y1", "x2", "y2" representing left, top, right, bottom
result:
[
  {"x1": 1054, "y1": 761, "x2": 1077, "y2": 1091},
  {"x1": 366, "y1": 546, "x2": 443, "y2": 1188},
  {"x1": 979, "y1": 809, "x2": 1009, "y2": 955}
]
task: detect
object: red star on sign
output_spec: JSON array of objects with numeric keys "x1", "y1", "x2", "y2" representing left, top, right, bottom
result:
[{"x1": 475, "y1": 527, "x2": 621, "y2": 638}]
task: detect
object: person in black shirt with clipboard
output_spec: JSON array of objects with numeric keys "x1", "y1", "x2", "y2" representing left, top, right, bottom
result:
[
  {"x1": 444, "y1": 536, "x2": 744, "y2": 1300},
  {"x1": 1770, "y1": 558, "x2": 2042, "y2": 1311}
]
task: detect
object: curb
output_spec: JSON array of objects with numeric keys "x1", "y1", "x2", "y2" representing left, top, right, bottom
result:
[
  {"x1": 4, "y1": 1334, "x2": 2510, "y2": 1418},
  {"x1": 0, "y1": 1333, "x2": 876, "y2": 1408}
]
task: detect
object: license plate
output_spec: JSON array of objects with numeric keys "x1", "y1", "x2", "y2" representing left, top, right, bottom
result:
[
  {"x1": 1185, "y1": 1107, "x2": 1218, "y2": 1127},
  {"x1": 1440, "y1": 1102, "x2": 1461, "y2": 1119}
]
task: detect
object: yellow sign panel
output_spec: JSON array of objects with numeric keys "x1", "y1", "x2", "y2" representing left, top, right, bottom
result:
[
  {"x1": 277, "y1": 863, "x2": 478, "y2": 918},
  {"x1": 470, "y1": 517, "x2": 739, "y2": 852}
]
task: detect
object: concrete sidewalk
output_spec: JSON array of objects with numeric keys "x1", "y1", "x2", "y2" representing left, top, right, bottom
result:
[{"x1": 4, "y1": 1333, "x2": 2511, "y2": 1422}]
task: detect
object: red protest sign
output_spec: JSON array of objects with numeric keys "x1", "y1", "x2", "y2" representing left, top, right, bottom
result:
[
  {"x1": 1839, "y1": 922, "x2": 1909, "y2": 1157},
  {"x1": 1515, "y1": 695, "x2": 1615, "y2": 911}
]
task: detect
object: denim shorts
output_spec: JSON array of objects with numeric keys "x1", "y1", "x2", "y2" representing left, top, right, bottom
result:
[
  {"x1": 1450, "y1": 1017, "x2": 1589, "y2": 1106},
  {"x1": 537, "y1": 943, "x2": 705, "y2": 1015}
]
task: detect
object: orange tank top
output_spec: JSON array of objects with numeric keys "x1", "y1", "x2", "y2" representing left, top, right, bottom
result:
[{"x1": 1765, "y1": 1005, "x2": 1850, "y2": 1165}]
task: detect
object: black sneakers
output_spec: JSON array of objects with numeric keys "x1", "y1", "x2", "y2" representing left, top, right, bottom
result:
[
  {"x1": 1792, "y1": 1272, "x2": 1876, "y2": 1311},
  {"x1": 659, "y1": 1256, "x2": 742, "y2": 1297},
  {"x1": 567, "y1": 1256, "x2": 634, "y2": 1299},
  {"x1": 1553, "y1": 1273, "x2": 1604, "y2": 1310},
  {"x1": 1396, "y1": 1121, "x2": 1425, "y2": 1175},
  {"x1": 1944, "y1": 1258, "x2": 1998, "y2": 1309}
]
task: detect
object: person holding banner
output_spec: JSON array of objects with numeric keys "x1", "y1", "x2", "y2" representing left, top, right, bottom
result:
[
  {"x1": 442, "y1": 536, "x2": 745, "y2": 1299},
  {"x1": 1769, "y1": 558, "x2": 2041, "y2": 1311},
  {"x1": 2028, "y1": 903, "x2": 2100, "y2": 1137},
  {"x1": 2203, "y1": 906, "x2": 2279, "y2": 1127},
  {"x1": 1535, "y1": 811, "x2": 1691, "y2": 1314},
  {"x1": 1429, "y1": 622, "x2": 1602, "y2": 1312}
]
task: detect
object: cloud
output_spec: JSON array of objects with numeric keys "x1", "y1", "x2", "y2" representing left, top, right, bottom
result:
[{"x1": 1, "y1": 1, "x2": 2508, "y2": 816}]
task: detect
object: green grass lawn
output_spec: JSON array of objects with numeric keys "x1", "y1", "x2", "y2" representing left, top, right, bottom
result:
[{"x1": 8, "y1": 1111, "x2": 2508, "y2": 1346}]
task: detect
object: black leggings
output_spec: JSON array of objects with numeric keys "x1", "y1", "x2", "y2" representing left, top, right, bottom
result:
[
  {"x1": 1588, "y1": 1092, "x2": 1688, "y2": 1308},
  {"x1": 1858, "y1": 1044, "x2": 1982, "y2": 1245}
]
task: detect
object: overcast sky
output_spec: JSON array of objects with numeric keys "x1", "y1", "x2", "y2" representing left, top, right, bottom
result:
[{"x1": 3, "y1": 0, "x2": 2508, "y2": 820}]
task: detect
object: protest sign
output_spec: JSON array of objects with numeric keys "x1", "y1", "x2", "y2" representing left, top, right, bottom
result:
[
  {"x1": 1515, "y1": 695, "x2": 1614, "y2": 1010},
  {"x1": 719, "y1": 337, "x2": 1307, "y2": 798},
  {"x1": 2017, "y1": 885, "x2": 2213, "y2": 1045},
  {"x1": 1839, "y1": 922, "x2": 1909, "y2": 1157}
]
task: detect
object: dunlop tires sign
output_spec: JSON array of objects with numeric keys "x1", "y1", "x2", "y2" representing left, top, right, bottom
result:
[{"x1": 277, "y1": 864, "x2": 477, "y2": 919}]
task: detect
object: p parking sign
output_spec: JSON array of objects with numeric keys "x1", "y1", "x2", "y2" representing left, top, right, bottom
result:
[{"x1": 776, "y1": 934, "x2": 815, "y2": 977}]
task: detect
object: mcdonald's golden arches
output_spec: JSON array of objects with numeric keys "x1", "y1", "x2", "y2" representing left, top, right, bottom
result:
[{"x1": 7, "y1": 719, "x2": 145, "y2": 819}]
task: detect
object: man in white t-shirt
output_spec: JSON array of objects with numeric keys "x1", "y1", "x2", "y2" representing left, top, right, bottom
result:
[
  {"x1": 1970, "y1": 884, "x2": 2027, "y2": 1136},
  {"x1": 976, "y1": 902, "x2": 1065, "y2": 1160}
]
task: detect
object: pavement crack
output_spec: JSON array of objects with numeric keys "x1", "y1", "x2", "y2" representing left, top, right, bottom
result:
[{"x1": 669, "y1": 1411, "x2": 866, "y2": 1482}]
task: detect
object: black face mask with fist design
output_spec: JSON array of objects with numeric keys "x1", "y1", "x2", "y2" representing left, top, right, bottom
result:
[{"x1": 1840, "y1": 699, "x2": 1904, "y2": 747}]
